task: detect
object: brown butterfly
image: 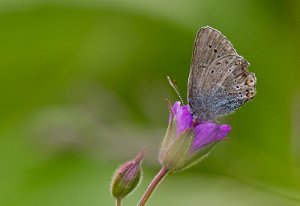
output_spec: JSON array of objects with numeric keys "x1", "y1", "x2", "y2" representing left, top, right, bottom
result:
[{"x1": 187, "y1": 26, "x2": 256, "y2": 121}]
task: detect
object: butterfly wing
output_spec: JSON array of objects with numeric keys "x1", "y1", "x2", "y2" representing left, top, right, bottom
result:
[{"x1": 188, "y1": 26, "x2": 256, "y2": 121}]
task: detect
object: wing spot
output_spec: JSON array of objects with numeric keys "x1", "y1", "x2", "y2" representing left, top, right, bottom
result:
[
  {"x1": 214, "y1": 48, "x2": 217, "y2": 53},
  {"x1": 217, "y1": 54, "x2": 221, "y2": 58},
  {"x1": 216, "y1": 62, "x2": 221, "y2": 65},
  {"x1": 242, "y1": 62, "x2": 248, "y2": 67},
  {"x1": 210, "y1": 70, "x2": 214, "y2": 73},
  {"x1": 208, "y1": 44, "x2": 212, "y2": 48},
  {"x1": 246, "y1": 92, "x2": 254, "y2": 97},
  {"x1": 245, "y1": 79, "x2": 255, "y2": 85},
  {"x1": 225, "y1": 60, "x2": 229, "y2": 64}
]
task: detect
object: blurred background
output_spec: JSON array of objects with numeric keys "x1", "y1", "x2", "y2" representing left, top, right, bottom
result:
[{"x1": 1, "y1": 0, "x2": 300, "y2": 205}]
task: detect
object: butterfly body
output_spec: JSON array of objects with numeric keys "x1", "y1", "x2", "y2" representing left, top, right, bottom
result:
[{"x1": 188, "y1": 26, "x2": 256, "y2": 121}]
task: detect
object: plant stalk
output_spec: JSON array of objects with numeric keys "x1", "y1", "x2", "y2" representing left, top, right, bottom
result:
[
  {"x1": 116, "y1": 198, "x2": 121, "y2": 206},
  {"x1": 137, "y1": 167, "x2": 169, "y2": 206}
]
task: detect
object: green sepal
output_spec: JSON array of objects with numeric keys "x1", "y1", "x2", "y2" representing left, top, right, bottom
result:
[
  {"x1": 162, "y1": 128, "x2": 194, "y2": 172},
  {"x1": 159, "y1": 117, "x2": 177, "y2": 163},
  {"x1": 111, "y1": 165, "x2": 141, "y2": 199},
  {"x1": 176, "y1": 142, "x2": 218, "y2": 172}
]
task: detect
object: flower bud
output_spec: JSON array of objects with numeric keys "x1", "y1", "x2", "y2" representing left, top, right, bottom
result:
[{"x1": 111, "y1": 149, "x2": 144, "y2": 199}]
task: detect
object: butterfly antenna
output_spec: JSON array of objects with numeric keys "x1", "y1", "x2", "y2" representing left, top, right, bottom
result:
[{"x1": 167, "y1": 76, "x2": 184, "y2": 105}]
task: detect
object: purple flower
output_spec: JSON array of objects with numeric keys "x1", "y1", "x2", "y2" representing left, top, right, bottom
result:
[
  {"x1": 171, "y1": 101, "x2": 230, "y2": 152},
  {"x1": 160, "y1": 101, "x2": 231, "y2": 171}
]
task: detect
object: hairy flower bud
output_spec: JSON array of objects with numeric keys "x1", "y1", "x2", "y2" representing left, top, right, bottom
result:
[{"x1": 111, "y1": 149, "x2": 144, "y2": 199}]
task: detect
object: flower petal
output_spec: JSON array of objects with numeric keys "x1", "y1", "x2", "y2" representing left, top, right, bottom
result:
[
  {"x1": 171, "y1": 101, "x2": 193, "y2": 136},
  {"x1": 191, "y1": 122, "x2": 231, "y2": 152}
]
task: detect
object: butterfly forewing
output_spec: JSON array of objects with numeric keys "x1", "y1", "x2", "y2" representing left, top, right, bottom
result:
[{"x1": 188, "y1": 26, "x2": 256, "y2": 121}]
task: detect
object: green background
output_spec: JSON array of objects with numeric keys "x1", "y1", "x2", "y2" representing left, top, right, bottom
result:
[{"x1": 1, "y1": 0, "x2": 300, "y2": 205}]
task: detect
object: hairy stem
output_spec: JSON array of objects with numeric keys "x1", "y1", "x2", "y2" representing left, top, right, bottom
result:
[
  {"x1": 137, "y1": 167, "x2": 169, "y2": 206},
  {"x1": 116, "y1": 198, "x2": 121, "y2": 206}
]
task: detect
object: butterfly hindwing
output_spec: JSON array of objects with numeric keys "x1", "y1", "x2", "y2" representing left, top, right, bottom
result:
[{"x1": 188, "y1": 26, "x2": 256, "y2": 121}]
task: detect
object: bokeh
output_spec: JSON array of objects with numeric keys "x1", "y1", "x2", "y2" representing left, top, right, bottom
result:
[{"x1": 1, "y1": 0, "x2": 300, "y2": 205}]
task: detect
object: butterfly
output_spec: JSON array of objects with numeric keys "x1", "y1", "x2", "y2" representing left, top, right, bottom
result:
[{"x1": 187, "y1": 26, "x2": 256, "y2": 121}]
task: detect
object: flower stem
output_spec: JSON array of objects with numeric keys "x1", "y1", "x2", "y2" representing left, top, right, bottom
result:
[
  {"x1": 137, "y1": 167, "x2": 169, "y2": 206},
  {"x1": 116, "y1": 198, "x2": 121, "y2": 206}
]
